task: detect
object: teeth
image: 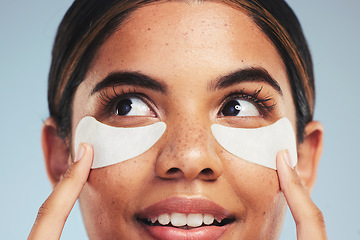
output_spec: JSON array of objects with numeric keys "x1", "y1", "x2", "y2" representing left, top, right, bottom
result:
[
  {"x1": 150, "y1": 216, "x2": 157, "y2": 224},
  {"x1": 150, "y1": 213, "x2": 218, "y2": 227},
  {"x1": 187, "y1": 213, "x2": 203, "y2": 227},
  {"x1": 203, "y1": 214, "x2": 215, "y2": 225},
  {"x1": 158, "y1": 214, "x2": 170, "y2": 225},
  {"x1": 171, "y1": 213, "x2": 187, "y2": 227}
]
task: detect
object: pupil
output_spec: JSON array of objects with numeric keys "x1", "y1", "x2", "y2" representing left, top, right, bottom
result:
[
  {"x1": 115, "y1": 99, "x2": 132, "y2": 115},
  {"x1": 222, "y1": 100, "x2": 241, "y2": 116}
]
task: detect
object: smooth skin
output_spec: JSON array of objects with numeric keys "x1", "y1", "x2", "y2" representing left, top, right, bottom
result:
[
  {"x1": 29, "y1": 146, "x2": 327, "y2": 239},
  {"x1": 30, "y1": 2, "x2": 326, "y2": 239}
]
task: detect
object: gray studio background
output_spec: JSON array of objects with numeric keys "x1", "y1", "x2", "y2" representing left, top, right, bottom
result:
[{"x1": 1, "y1": 0, "x2": 359, "y2": 239}]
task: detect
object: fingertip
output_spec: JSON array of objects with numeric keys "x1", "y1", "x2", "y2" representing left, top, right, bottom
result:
[
  {"x1": 75, "y1": 143, "x2": 93, "y2": 162},
  {"x1": 277, "y1": 150, "x2": 292, "y2": 169},
  {"x1": 276, "y1": 150, "x2": 290, "y2": 178},
  {"x1": 75, "y1": 144, "x2": 86, "y2": 162},
  {"x1": 276, "y1": 152, "x2": 327, "y2": 239},
  {"x1": 283, "y1": 150, "x2": 293, "y2": 168},
  {"x1": 276, "y1": 150, "x2": 297, "y2": 191},
  {"x1": 67, "y1": 143, "x2": 93, "y2": 180},
  {"x1": 79, "y1": 143, "x2": 94, "y2": 168}
]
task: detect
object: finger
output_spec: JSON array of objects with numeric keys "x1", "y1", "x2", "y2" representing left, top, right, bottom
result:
[
  {"x1": 276, "y1": 150, "x2": 327, "y2": 240},
  {"x1": 28, "y1": 143, "x2": 93, "y2": 240}
]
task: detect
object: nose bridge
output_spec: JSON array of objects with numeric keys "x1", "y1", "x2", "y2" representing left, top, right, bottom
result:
[
  {"x1": 155, "y1": 116, "x2": 223, "y2": 181},
  {"x1": 172, "y1": 117, "x2": 208, "y2": 155}
]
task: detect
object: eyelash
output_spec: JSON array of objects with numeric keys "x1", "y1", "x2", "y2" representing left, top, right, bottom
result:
[
  {"x1": 220, "y1": 87, "x2": 276, "y2": 115},
  {"x1": 97, "y1": 86, "x2": 276, "y2": 117},
  {"x1": 98, "y1": 87, "x2": 153, "y2": 114}
]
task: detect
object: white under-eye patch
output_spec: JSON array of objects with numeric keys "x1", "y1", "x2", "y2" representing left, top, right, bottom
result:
[
  {"x1": 74, "y1": 116, "x2": 166, "y2": 169},
  {"x1": 211, "y1": 118, "x2": 297, "y2": 170},
  {"x1": 75, "y1": 116, "x2": 295, "y2": 170}
]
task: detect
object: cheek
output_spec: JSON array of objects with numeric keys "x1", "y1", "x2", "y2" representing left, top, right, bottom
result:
[
  {"x1": 78, "y1": 156, "x2": 154, "y2": 238},
  {"x1": 221, "y1": 152, "x2": 287, "y2": 235}
]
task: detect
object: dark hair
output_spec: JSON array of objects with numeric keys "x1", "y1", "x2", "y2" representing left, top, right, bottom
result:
[{"x1": 48, "y1": 0, "x2": 314, "y2": 143}]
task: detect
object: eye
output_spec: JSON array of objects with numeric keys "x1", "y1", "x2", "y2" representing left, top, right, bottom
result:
[
  {"x1": 221, "y1": 99, "x2": 260, "y2": 117},
  {"x1": 113, "y1": 97, "x2": 154, "y2": 116}
]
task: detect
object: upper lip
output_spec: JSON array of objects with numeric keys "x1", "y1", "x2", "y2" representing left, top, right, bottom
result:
[{"x1": 137, "y1": 196, "x2": 234, "y2": 220}]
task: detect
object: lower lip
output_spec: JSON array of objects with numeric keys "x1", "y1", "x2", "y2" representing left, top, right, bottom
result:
[{"x1": 142, "y1": 224, "x2": 230, "y2": 240}]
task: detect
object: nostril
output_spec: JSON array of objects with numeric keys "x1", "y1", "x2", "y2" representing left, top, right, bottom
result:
[
  {"x1": 200, "y1": 168, "x2": 214, "y2": 176},
  {"x1": 167, "y1": 167, "x2": 181, "y2": 175}
]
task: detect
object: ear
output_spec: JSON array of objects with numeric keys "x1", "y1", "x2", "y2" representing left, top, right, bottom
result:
[
  {"x1": 296, "y1": 121, "x2": 324, "y2": 193},
  {"x1": 41, "y1": 117, "x2": 71, "y2": 188}
]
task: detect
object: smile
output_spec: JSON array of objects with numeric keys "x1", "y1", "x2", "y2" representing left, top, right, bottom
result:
[
  {"x1": 140, "y1": 212, "x2": 235, "y2": 228},
  {"x1": 137, "y1": 197, "x2": 236, "y2": 240}
]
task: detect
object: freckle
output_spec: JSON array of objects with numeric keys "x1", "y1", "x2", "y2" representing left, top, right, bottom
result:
[
  {"x1": 269, "y1": 178, "x2": 274, "y2": 185},
  {"x1": 165, "y1": 43, "x2": 169, "y2": 46},
  {"x1": 263, "y1": 211, "x2": 266, "y2": 215}
]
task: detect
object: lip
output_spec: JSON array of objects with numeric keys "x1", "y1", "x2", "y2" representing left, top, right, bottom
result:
[{"x1": 137, "y1": 197, "x2": 235, "y2": 240}]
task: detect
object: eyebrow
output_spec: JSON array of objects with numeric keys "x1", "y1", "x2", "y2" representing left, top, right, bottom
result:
[
  {"x1": 209, "y1": 67, "x2": 283, "y2": 95},
  {"x1": 91, "y1": 71, "x2": 167, "y2": 95}
]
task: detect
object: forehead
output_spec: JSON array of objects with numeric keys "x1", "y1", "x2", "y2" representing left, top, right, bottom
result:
[{"x1": 89, "y1": 1, "x2": 287, "y2": 82}]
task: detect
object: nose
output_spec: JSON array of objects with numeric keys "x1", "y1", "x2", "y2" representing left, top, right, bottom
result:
[{"x1": 155, "y1": 119, "x2": 223, "y2": 181}]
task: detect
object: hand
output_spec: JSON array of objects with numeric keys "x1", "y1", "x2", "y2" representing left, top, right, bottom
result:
[
  {"x1": 277, "y1": 150, "x2": 327, "y2": 239},
  {"x1": 28, "y1": 143, "x2": 93, "y2": 240}
]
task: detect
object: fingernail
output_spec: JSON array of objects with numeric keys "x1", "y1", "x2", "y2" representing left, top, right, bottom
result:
[
  {"x1": 76, "y1": 144, "x2": 86, "y2": 162},
  {"x1": 282, "y1": 150, "x2": 293, "y2": 168}
]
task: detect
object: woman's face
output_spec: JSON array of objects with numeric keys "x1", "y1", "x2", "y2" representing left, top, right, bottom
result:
[{"x1": 72, "y1": 1, "x2": 296, "y2": 239}]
